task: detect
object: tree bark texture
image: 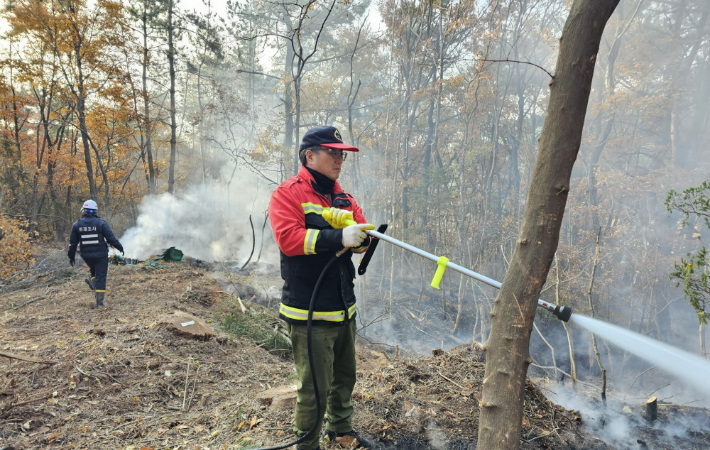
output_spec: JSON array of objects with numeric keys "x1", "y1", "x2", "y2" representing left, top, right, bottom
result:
[
  {"x1": 142, "y1": 2, "x2": 156, "y2": 195},
  {"x1": 167, "y1": 0, "x2": 177, "y2": 194},
  {"x1": 74, "y1": 51, "x2": 97, "y2": 200},
  {"x1": 477, "y1": 1, "x2": 619, "y2": 449}
]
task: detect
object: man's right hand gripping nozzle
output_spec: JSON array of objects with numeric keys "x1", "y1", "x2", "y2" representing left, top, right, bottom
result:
[{"x1": 342, "y1": 223, "x2": 375, "y2": 248}]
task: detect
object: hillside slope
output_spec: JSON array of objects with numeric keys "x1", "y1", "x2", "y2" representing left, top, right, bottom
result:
[{"x1": 0, "y1": 251, "x2": 628, "y2": 450}]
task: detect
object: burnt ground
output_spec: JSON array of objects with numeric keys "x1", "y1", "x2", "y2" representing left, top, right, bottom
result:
[{"x1": 0, "y1": 245, "x2": 708, "y2": 450}]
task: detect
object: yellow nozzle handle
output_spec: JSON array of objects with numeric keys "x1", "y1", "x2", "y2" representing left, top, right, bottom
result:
[
  {"x1": 431, "y1": 256, "x2": 449, "y2": 289},
  {"x1": 323, "y1": 208, "x2": 374, "y2": 233},
  {"x1": 322, "y1": 208, "x2": 356, "y2": 229}
]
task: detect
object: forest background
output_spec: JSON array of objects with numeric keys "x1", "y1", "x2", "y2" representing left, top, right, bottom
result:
[{"x1": 1, "y1": 0, "x2": 709, "y2": 401}]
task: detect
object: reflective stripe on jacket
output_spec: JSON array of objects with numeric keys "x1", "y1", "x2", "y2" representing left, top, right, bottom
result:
[
  {"x1": 280, "y1": 303, "x2": 357, "y2": 322},
  {"x1": 269, "y1": 166, "x2": 369, "y2": 325},
  {"x1": 68, "y1": 215, "x2": 121, "y2": 260}
]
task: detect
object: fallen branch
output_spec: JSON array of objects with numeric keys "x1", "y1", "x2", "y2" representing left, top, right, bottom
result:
[
  {"x1": 522, "y1": 428, "x2": 560, "y2": 443},
  {"x1": 0, "y1": 351, "x2": 58, "y2": 364},
  {"x1": 76, "y1": 366, "x2": 123, "y2": 385},
  {"x1": 437, "y1": 371, "x2": 465, "y2": 390},
  {"x1": 7, "y1": 296, "x2": 46, "y2": 311},
  {"x1": 182, "y1": 359, "x2": 191, "y2": 411},
  {"x1": 0, "y1": 378, "x2": 15, "y2": 396},
  {"x1": 95, "y1": 370, "x2": 124, "y2": 385},
  {"x1": 0, "y1": 389, "x2": 61, "y2": 413}
]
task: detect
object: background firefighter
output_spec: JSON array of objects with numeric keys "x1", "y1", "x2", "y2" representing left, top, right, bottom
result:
[
  {"x1": 68, "y1": 200, "x2": 124, "y2": 308},
  {"x1": 269, "y1": 126, "x2": 374, "y2": 450}
]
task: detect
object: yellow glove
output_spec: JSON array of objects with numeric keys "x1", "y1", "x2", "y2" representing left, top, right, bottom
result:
[{"x1": 322, "y1": 207, "x2": 354, "y2": 229}]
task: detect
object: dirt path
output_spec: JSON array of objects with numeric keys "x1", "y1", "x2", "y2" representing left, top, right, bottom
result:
[{"x1": 1, "y1": 261, "x2": 298, "y2": 450}]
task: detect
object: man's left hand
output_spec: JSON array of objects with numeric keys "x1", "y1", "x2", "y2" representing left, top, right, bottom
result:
[{"x1": 323, "y1": 207, "x2": 354, "y2": 229}]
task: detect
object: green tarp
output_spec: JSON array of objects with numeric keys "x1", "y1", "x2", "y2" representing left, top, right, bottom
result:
[{"x1": 161, "y1": 247, "x2": 183, "y2": 261}]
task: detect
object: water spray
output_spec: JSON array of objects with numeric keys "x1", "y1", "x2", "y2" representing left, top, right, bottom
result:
[{"x1": 360, "y1": 227, "x2": 573, "y2": 322}]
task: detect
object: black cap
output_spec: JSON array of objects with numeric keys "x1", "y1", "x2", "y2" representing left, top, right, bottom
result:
[{"x1": 299, "y1": 126, "x2": 359, "y2": 152}]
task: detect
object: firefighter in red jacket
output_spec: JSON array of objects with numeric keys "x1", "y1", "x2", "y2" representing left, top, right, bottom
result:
[{"x1": 269, "y1": 126, "x2": 373, "y2": 450}]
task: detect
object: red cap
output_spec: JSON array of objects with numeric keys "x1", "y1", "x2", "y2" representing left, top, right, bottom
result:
[{"x1": 320, "y1": 142, "x2": 360, "y2": 152}]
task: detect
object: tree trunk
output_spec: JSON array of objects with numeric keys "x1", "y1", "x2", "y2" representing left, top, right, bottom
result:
[
  {"x1": 294, "y1": 77, "x2": 302, "y2": 176},
  {"x1": 29, "y1": 117, "x2": 45, "y2": 236},
  {"x1": 142, "y1": 3, "x2": 156, "y2": 195},
  {"x1": 477, "y1": 1, "x2": 619, "y2": 449},
  {"x1": 73, "y1": 43, "x2": 97, "y2": 200},
  {"x1": 669, "y1": 2, "x2": 708, "y2": 168},
  {"x1": 281, "y1": 14, "x2": 296, "y2": 174},
  {"x1": 197, "y1": 61, "x2": 207, "y2": 183},
  {"x1": 688, "y1": 52, "x2": 709, "y2": 165},
  {"x1": 510, "y1": 1, "x2": 527, "y2": 205},
  {"x1": 167, "y1": 0, "x2": 178, "y2": 194}
]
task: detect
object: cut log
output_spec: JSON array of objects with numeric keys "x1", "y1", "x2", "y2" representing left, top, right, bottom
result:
[
  {"x1": 644, "y1": 396, "x2": 657, "y2": 421},
  {"x1": 165, "y1": 311, "x2": 214, "y2": 341},
  {"x1": 256, "y1": 385, "x2": 298, "y2": 410}
]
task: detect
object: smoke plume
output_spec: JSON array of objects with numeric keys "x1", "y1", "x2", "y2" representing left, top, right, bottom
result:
[{"x1": 120, "y1": 175, "x2": 275, "y2": 263}]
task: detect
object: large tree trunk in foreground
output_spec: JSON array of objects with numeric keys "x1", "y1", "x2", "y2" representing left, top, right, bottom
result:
[{"x1": 477, "y1": 1, "x2": 619, "y2": 449}]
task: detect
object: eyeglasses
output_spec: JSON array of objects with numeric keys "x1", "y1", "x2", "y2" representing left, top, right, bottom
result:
[{"x1": 324, "y1": 149, "x2": 348, "y2": 161}]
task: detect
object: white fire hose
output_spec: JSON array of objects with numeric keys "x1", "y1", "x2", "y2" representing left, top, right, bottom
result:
[{"x1": 364, "y1": 229, "x2": 572, "y2": 322}]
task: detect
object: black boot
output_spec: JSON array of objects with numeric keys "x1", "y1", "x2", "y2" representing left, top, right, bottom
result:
[
  {"x1": 96, "y1": 292, "x2": 105, "y2": 308},
  {"x1": 85, "y1": 277, "x2": 95, "y2": 291}
]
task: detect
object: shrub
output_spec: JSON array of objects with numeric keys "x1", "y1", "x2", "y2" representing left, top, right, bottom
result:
[
  {"x1": 0, "y1": 215, "x2": 34, "y2": 280},
  {"x1": 221, "y1": 297, "x2": 291, "y2": 355}
]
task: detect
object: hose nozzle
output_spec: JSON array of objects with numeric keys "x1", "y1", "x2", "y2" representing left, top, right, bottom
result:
[{"x1": 537, "y1": 300, "x2": 572, "y2": 322}]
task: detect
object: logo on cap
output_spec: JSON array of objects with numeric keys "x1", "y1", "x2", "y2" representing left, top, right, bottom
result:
[{"x1": 334, "y1": 129, "x2": 342, "y2": 142}]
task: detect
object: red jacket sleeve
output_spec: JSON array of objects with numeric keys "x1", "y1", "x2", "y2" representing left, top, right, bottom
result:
[
  {"x1": 269, "y1": 184, "x2": 369, "y2": 256},
  {"x1": 269, "y1": 185, "x2": 310, "y2": 257}
]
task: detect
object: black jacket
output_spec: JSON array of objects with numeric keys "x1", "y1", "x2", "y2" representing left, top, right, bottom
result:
[
  {"x1": 68, "y1": 215, "x2": 122, "y2": 260},
  {"x1": 269, "y1": 167, "x2": 369, "y2": 326}
]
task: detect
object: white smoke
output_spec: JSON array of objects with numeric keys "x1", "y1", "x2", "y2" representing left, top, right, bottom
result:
[
  {"x1": 425, "y1": 419, "x2": 448, "y2": 450},
  {"x1": 120, "y1": 173, "x2": 276, "y2": 263},
  {"x1": 539, "y1": 315, "x2": 710, "y2": 448},
  {"x1": 546, "y1": 381, "x2": 710, "y2": 449}
]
